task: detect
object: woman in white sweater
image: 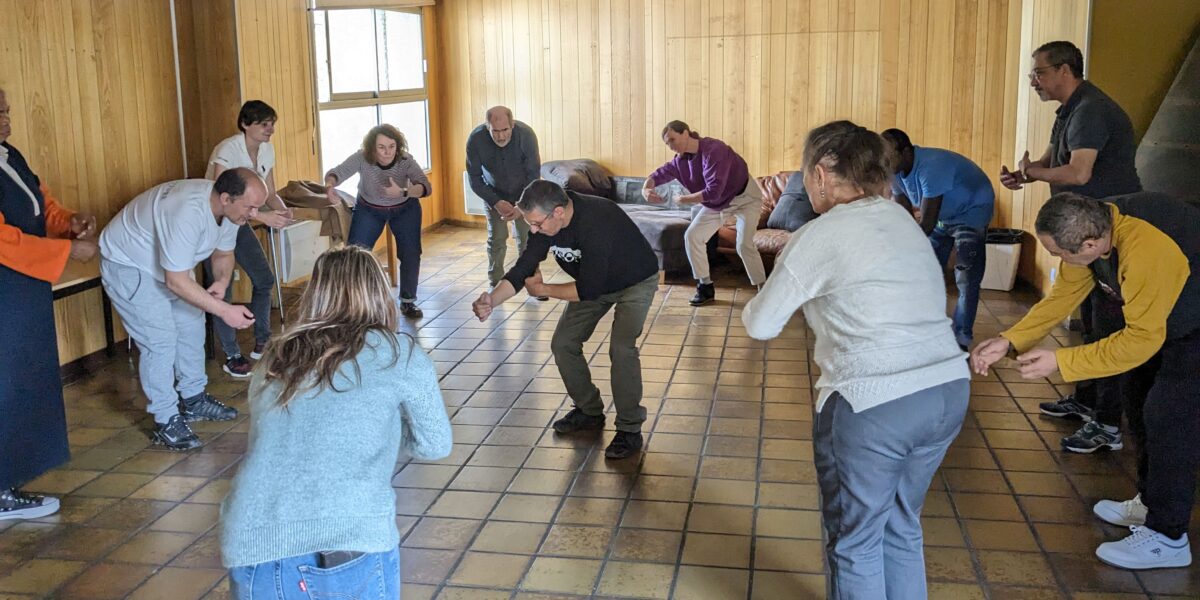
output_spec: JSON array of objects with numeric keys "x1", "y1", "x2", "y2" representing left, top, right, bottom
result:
[{"x1": 742, "y1": 121, "x2": 970, "y2": 600}]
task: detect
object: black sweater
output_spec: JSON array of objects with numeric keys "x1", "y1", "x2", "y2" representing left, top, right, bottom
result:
[{"x1": 503, "y1": 192, "x2": 658, "y2": 301}]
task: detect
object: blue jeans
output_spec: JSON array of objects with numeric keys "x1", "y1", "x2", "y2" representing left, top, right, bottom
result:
[
  {"x1": 228, "y1": 547, "x2": 400, "y2": 600},
  {"x1": 814, "y1": 380, "x2": 969, "y2": 600},
  {"x1": 347, "y1": 200, "x2": 422, "y2": 301},
  {"x1": 202, "y1": 224, "x2": 275, "y2": 358},
  {"x1": 930, "y1": 224, "x2": 985, "y2": 348}
]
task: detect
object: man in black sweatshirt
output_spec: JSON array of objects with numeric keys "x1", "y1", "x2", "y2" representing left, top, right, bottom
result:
[{"x1": 472, "y1": 181, "x2": 660, "y2": 459}]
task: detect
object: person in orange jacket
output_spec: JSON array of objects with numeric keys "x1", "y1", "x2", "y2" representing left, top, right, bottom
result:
[{"x1": 0, "y1": 88, "x2": 98, "y2": 520}]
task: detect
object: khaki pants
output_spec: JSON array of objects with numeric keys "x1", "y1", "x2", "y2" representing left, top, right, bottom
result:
[
  {"x1": 550, "y1": 274, "x2": 658, "y2": 432},
  {"x1": 684, "y1": 180, "x2": 766, "y2": 285}
]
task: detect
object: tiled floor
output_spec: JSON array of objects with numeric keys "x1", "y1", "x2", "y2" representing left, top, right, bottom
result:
[{"x1": 2, "y1": 225, "x2": 1198, "y2": 599}]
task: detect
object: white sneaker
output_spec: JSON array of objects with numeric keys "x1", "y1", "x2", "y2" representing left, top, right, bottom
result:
[
  {"x1": 1094, "y1": 494, "x2": 1148, "y2": 527},
  {"x1": 1096, "y1": 525, "x2": 1191, "y2": 570}
]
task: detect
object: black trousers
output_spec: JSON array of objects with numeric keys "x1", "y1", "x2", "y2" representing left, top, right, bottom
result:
[
  {"x1": 1073, "y1": 290, "x2": 1127, "y2": 427},
  {"x1": 1121, "y1": 328, "x2": 1200, "y2": 539}
]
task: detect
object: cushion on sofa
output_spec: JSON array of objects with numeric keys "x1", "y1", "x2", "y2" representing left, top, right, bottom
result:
[
  {"x1": 541, "y1": 159, "x2": 615, "y2": 199},
  {"x1": 765, "y1": 175, "x2": 818, "y2": 232}
]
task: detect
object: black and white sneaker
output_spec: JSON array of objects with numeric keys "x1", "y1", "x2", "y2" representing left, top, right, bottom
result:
[
  {"x1": 223, "y1": 354, "x2": 253, "y2": 378},
  {"x1": 151, "y1": 414, "x2": 203, "y2": 451},
  {"x1": 0, "y1": 488, "x2": 60, "y2": 521},
  {"x1": 180, "y1": 393, "x2": 238, "y2": 422},
  {"x1": 1062, "y1": 421, "x2": 1123, "y2": 453},
  {"x1": 1039, "y1": 395, "x2": 1093, "y2": 421},
  {"x1": 400, "y1": 301, "x2": 424, "y2": 319}
]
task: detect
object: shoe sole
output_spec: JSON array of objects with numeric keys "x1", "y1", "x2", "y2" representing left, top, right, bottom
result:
[
  {"x1": 150, "y1": 433, "x2": 203, "y2": 451},
  {"x1": 222, "y1": 365, "x2": 252, "y2": 379},
  {"x1": 1063, "y1": 441, "x2": 1123, "y2": 454},
  {"x1": 0, "y1": 498, "x2": 60, "y2": 521},
  {"x1": 250, "y1": 352, "x2": 264, "y2": 360},
  {"x1": 689, "y1": 299, "x2": 714, "y2": 306},
  {"x1": 604, "y1": 448, "x2": 641, "y2": 459},
  {"x1": 1039, "y1": 408, "x2": 1093, "y2": 422},
  {"x1": 553, "y1": 422, "x2": 605, "y2": 434},
  {"x1": 1096, "y1": 553, "x2": 1192, "y2": 570},
  {"x1": 1093, "y1": 507, "x2": 1145, "y2": 528}
]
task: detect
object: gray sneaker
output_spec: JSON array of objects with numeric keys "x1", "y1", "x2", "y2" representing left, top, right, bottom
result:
[
  {"x1": 1062, "y1": 421, "x2": 1123, "y2": 453},
  {"x1": 151, "y1": 414, "x2": 203, "y2": 451},
  {"x1": 180, "y1": 393, "x2": 238, "y2": 422},
  {"x1": 1039, "y1": 395, "x2": 1093, "y2": 421}
]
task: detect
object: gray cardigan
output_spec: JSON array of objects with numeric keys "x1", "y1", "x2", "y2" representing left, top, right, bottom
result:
[{"x1": 219, "y1": 330, "x2": 451, "y2": 567}]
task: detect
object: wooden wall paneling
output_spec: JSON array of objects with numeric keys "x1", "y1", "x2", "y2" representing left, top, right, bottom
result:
[{"x1": 421, "y1": 5, "x2": 445, "y2": 227}]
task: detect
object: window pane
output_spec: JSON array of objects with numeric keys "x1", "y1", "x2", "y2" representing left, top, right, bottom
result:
[
  {"x1": 328, "y1": 9, "x2": 378, "y2": 95},
  {"x1": 380, "y1": 101, "x2": 430, "y2": 170},
  {"x1": 313, "y1": 11, "x2": 330, "y2": 102},
  {"x1": 319, "y1": 106, "x2": 378, "y2": 196},
  {"x1": 376, "y1": 10, "x2": 424, "y2": 92}
]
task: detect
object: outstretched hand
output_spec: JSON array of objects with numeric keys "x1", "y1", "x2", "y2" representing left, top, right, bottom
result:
[
  {"x1": 969, "y1": 337, "x2": 1011, "y2": 376},
  {"x1": 472, "y1": 292, "x2": 494, "y2": 321}
]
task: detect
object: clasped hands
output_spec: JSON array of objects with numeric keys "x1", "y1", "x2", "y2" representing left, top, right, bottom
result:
[
  {"x1": 472, "y1": 272, "x2": 547, "y2": 321},
  {"x1": 969, "y1": 337, "x2": 1059, "y2": 380},
  {"x1": 999, "y1": 151, "x2": 1035, "y2": 191}
]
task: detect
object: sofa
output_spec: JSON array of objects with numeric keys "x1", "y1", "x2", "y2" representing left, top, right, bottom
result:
[{"x1": 714, "y1": 171, "x2": 798, "y2": 262}]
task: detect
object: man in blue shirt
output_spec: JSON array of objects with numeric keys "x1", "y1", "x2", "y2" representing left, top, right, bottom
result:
[{"x1": 883, "y1": 128, "x2": 995, "y2": 350}]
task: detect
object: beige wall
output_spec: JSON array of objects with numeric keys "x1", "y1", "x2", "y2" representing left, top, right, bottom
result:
[
  {"x1": 0, "y1": 0, "x2": 189, "y2": 363},
  {"x1": 1089, "y1": 0, "x2": 1200, "y2": 142},
  {"x1": 436, "y1": 0, "x2": 1025, "y2": 227}
]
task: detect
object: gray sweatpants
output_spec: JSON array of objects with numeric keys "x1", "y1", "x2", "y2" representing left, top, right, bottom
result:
[
  {"x1": 100, "y1": 259, "x2": 208, "y2": 424},
  {"x1": 814, "y1": 379, "x2": 969, "y2": 600},
  {"x1": 550, "y1": 274, "x2": 658, "y2": 433}
]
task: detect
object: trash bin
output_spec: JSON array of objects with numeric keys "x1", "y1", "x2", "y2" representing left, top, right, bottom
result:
[{"x1": 981, "y1": 228, "x2": 1024, "y2": 291}]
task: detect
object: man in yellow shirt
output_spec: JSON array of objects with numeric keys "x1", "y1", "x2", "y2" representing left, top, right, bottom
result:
[{"x1": 972, "y1": 191, "x2": 1199, "y2": 570}]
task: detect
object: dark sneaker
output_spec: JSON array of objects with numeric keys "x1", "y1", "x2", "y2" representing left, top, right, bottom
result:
[
  {"x1": 1039, "y1": 395, "x2": 1093, "y2": 421},
  {"x1": 400, "y1": 302, "x2": 424, "y2": 319},
  {"x1": 223, "y1": 354, "x2": 253, "y2": 378},
  {"x1": 0, "y1": 488, "x2": 60, "y2": 520},
  {"x1": 151, "y1": 414, "x2": 203, "y2": 451},
  {"x1": 536, "y1": 296, "x2": 549, "y2": 301},
  {"x1": 552, "y1": 408, "x2": 605, "y2": 434},
  {"x1": 250, "y1": 342, "x2": 267, "y2": 361},
  {"x1": 180, "y1": 393, "x2": 238, "y2": 422},
  {"x1": 1062, "y1": 421, "x2": 1123, "y2": 453},
  {"x1": 604, "y1": 431, "x2": 644, "y2": 459},
  {"x1": 689, "y1": 283, "x2": 715, "y2": 306}
]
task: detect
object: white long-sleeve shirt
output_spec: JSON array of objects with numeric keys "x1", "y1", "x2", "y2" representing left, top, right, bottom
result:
[{"x1": 742, "y1": 196, "x2": 968, "y2": 412}]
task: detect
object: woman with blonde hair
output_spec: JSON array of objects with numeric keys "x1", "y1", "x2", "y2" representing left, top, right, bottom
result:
[
  {"x1": 220, "y1": 245, "x2": 451, "y2": 599},
  {"x1": 743, "y1": 121, "x2": 970, "y2": 599},
  {"x1": 325, "y1": 124, "x2": 432, "y2": 318}
]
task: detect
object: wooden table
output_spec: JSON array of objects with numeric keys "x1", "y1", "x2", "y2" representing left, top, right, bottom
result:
[{"x1": 53, "y1": 259, "x2": 114, "y2": 356}]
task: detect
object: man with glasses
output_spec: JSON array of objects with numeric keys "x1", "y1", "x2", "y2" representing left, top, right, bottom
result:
[
  {"x1": 1000, "y1": 40, "x2": 1142, "y2": 455},
  {"x1": 471, "y1": 181, "x2": 659, "y2": 460}
]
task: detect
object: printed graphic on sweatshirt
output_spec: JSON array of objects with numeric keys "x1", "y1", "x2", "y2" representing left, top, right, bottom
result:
[{"x1": 550, "y1": 245, "x2": 582, "y2": 263}]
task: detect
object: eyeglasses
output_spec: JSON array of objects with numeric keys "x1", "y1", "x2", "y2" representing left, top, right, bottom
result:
[
  {"x1": 526, "y1": 211, "x2": 554, "y2": 230},
  {"x1": 1028, "y1": 63, "x2": 1065, "y2": 81}
]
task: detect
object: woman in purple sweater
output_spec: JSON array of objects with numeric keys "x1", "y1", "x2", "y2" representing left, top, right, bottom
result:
[
  {"x1": 642, "y1": 121, "x2": 766, "y2": 305},
  {"x1": 325, "y1": 124, "x2": 432, "y2": 318}
]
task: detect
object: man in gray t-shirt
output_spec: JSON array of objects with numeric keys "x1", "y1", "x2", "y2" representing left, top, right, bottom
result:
[
  {"x1": 1000, "y1": 40, "x2": 1141, "y2": 198},
  {"x1": 465, "y1": 106, "x2": 542, "y2": 289}
]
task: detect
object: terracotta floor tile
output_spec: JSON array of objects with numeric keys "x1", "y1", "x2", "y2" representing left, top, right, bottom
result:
[
  {"x1": 596, "y1": 561, "x2": 674, "y2": 599},
  {"x1": 750, "y1": 570, "x2": 825, "y2": 600},
  {"x1": 757, "y1": 482, "x2": 819, "y2": 509},
  {"x1": 449, "y1": 465, "x2": 518, "y2": 492},
  {"x1": 56, "y1": 562, "x2": 155, "y2": 599},
  {"x1": 129, "y1": 475, "x2": 210, "y2": 501},
  {"x1": 631, "y1": 475, "x2": 694, "y2": 502},
  {"x1": 621, "y1": 501, "x2": 688, "y2": 531},
  {"x1": 693, "y1": 479, "x2": 756, "y2": 506},
  {"x1": 681, "y1": 533, "x2": 750, "y2": 568},
  {"x1": 927, "y1": 581, "x2": 986, "y2": 599},
  {"x1": 127, "y1": 567, "x2": 224, "y2": 600},
  {"x1": 449, "y1": 551, "x2": 531, "y2": 588},
  {"x1": 1047, "y1": 552, "x2": 1142, "y2": 593},
  {"x1": 22, "y1": 469, "x2": 103, "y2": 496},
  {"x1": 401, "y1": 548, "x2": 462, "y2": 584},
  {"x1": 555, "y1": 497, "x2": 624, "y2": 526},
  {"x1": 470, "y1": 521, "x2": 548, "y2": 554},
  {"x1": 107, "y1": 530, "x2": 197, "y2": 564},
  {"x1": 521, "y1": 556, "x2": 601, "y2": 595},
  {"x1": 539, "y1": 524, "x2": 613, "y2": 558},
  {"x1": 393, "y1": 464, "x2": 461, "y2": 489},
  {"x1": 509, "y1": 469, "x2": 575, "y2": 495},
  {"x1": 953, "y1": 492, "x2": 1025, "y2": 521},
  {"x1": 755, "y1": 508, "x2": 822, "y2": 540},
  {"x1": 674, "y1": 565, "x2": 749, "y2": 599},
  {"x1": 699, "y1": 456, "x2": 757, "y2": 481},
  {"x1": 402, "y1": 517, "x2": 482, "y2": 550},
  {"x1": 754, "y1": 537, "x2": 824, "y2": 572},
  {"x1": 686, "y1": 504, "x2": 753, "y2": 535},
  {"x1": 490, "y1": 493, "x2": 560, "y2": 523},
  {"x1": 428, "y1": 491, "x2": 502, "y2": 519},
  {"x1": 610, "y1": 529, "x2": 682, "y2": 563},
  {"x1": 924, "y1": 546, "x2": 978, "y2": 582},
  {"x1": 976, "y1": 550, "x2": 1058, "y2": 586},
  {"x1": 72, "y1": 473, "x2": 156, "y2": 498},
  {"x1": 149, "y1": 503, "x2": 219, "y2": 534},
  {"x1": 36, "y1": 526, "x2": 129, "y2": 561},
  {"x1": 168, "y1": 532, "x2": 223, "y2": 569},
  {"x1": 0, "y1": 523, "x2": 60, "y2": 558},
  {"x1": 0, "y1": 559, "x2": 87, "y2": 595}
]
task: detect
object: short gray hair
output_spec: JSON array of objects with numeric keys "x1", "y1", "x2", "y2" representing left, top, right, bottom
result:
[
  {"x1": 1035, "y1": 192, "x2": 1113, "y2": 252},
  {"x1": 517, "y1": 180, "x2": 569, "y2": 215},
  {"x1": 485, "y1": 106, "x2": 513, "y2": 126}
]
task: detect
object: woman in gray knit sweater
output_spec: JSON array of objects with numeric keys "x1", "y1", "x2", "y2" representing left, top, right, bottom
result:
[
  {"x1": 325, "y1": 124, "x2": 433, "y2": 319},
  {"x1": 220, "y1": 246, "x2": 451, "y2": 598}
]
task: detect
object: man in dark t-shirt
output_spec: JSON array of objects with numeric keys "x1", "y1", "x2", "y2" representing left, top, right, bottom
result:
[
  {"x1": 472, "y1": 181, "x2": 660, "y2": 459},
  {"x1": 999, "y1": 40, "x2": 1143, "y2": 453}
]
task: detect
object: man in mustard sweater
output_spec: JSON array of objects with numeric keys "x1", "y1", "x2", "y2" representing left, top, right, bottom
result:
[{"x1": 972, "y1": 191, "x2": 1200, "y2": 570}]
